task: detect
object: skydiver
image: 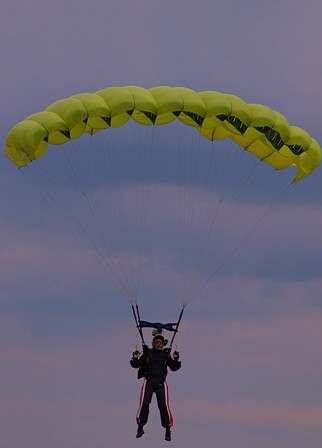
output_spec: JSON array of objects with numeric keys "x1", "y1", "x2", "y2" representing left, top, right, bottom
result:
[{"x1": 130, "y1": 329, "x2": 181, "y2": 441}]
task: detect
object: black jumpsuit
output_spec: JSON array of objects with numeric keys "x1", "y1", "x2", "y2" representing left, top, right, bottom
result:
[{"x1": 130, "y1": 345, "x2": 181, "y2": 428}]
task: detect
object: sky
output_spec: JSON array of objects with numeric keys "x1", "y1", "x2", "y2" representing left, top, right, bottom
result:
[{"x1": 1, "y1": 1, "x2": 322, "y2": 447}]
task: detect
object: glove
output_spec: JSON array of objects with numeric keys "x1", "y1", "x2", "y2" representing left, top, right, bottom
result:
[
  {"x1": 173, "y1": 350, "x2": 180, "y2": 360},
  {"x1": 132, "y1": 350, "x2": 140, "y2": 359}
]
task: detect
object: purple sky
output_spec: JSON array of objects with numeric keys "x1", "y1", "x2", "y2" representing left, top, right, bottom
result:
[{"x1": 1, "y1": 1, "x2": 322, "y2": 447}]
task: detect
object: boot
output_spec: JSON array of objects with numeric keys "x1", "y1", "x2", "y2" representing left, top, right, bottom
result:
[
  {"x1": 136, "y1": 425, "x2": 144, "y2": 438},
  {"x1": 165, "y1": 426, "x2": 171, "y2": 441}
]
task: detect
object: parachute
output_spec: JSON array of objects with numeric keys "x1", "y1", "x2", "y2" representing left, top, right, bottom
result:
[
  {"x1": 5, "y1": 86, "x2": 321, "y2": 308},
  {"x1": 6, "y1": 86, "x2": 321, "y2": 180}
]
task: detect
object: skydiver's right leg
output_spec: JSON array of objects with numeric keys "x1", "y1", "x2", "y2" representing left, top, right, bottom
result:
[{"x1": 136, "y1": 380, "x2": 153, "y2": 433}]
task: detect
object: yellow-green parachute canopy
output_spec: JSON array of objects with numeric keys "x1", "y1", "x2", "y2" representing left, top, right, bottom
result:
[{"x1": 5, "y1": 86, "x2": 321, "y2": 182}]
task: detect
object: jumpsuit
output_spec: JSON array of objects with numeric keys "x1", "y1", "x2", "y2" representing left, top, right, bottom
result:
[{"x1": 130, "y1": 345, "x2": 181, "y2": 428}]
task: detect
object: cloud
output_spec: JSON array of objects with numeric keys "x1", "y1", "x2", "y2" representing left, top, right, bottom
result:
[
  {"x1": 179, "y1": 312, "x2": 322, "y2": 414},
  {"x1": 1, "y1": 302, "x2": 322, "y2": 447},
  {"x1": 2, "y1": 310, "x2": 322, "y2": 447},
  {"x1": 177, "y1": 398, "x2": 322, "y2": 431},
  {"x1": 1, "y1": 169, "x2": 321, "y2": 315}
]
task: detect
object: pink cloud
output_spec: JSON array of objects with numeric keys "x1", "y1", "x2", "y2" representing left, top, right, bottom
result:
[
  {"x1": 173, "y1": 305, "x2": 322, "y2": 418},
  {"x1": 177, "y1": 398, "x2": 322, "y2": 430}
]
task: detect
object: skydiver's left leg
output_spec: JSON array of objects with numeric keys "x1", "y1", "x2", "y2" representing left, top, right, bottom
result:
[{"x1": 155, "y1": 381, "x2": 174, "y2": 429}]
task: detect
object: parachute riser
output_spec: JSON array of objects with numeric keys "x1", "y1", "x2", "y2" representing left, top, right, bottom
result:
[
  {"x1": 131, "y1": 304, "x2": 145, "y2": 345},
  {"x1": 169, "y1": 307, "x2": 184, "y2": 351}
]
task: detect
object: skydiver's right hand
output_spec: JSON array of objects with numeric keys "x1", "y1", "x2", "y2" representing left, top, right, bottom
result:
[{"x1": 132, "y1": 350, "x2": 140, "y2": 359}]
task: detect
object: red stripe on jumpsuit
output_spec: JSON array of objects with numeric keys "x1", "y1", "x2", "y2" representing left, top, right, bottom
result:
[
  {"x1": 136, "y1": 379, "x2": 147, "y2": 424},
  {"x1": 164, "y1": 381, "x2": 174, "y2": 427}
]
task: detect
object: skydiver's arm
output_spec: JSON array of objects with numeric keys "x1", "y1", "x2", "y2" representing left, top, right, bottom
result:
[
  {"x1": 130, "y1": 344, "x2": 149, "y2": 368},
  {"x1": 130, "y1": 349, "x2": 141, "y2": 368}
]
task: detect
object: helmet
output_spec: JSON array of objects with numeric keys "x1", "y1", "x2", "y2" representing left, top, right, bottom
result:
[{"x1": 152, "y1": 328, "x2": 168, "y2": 348}]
